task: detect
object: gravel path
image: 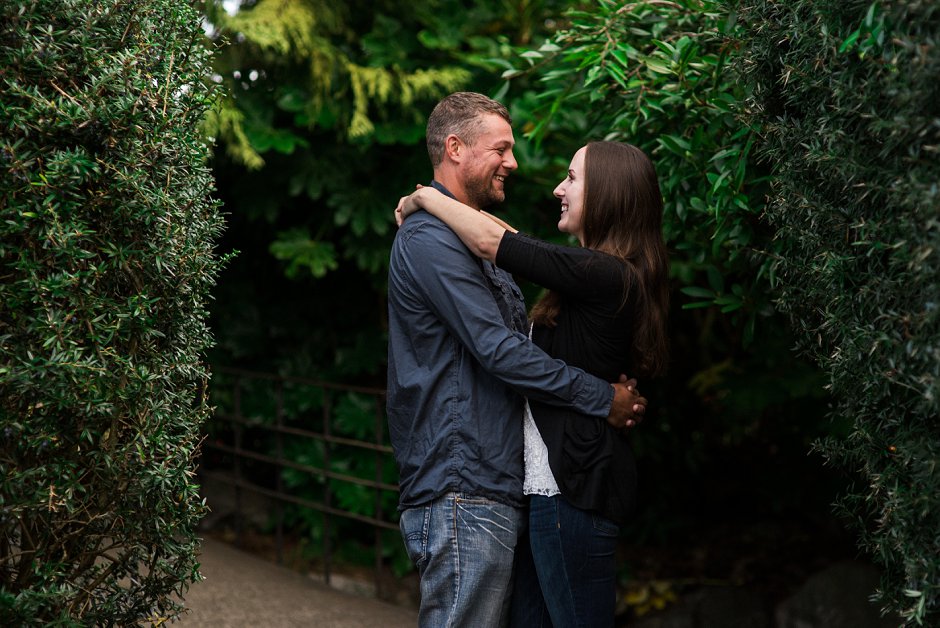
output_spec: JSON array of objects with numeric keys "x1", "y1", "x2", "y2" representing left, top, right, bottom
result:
[{"x1": 175, "y1": 538, "x2": 418, "y2": 627}]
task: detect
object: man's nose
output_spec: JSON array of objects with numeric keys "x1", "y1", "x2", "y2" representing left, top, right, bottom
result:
[{"x1": 503, "y1": 149, "x2": 518, "y2": 171}]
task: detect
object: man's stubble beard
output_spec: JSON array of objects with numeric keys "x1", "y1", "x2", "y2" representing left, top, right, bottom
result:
[{"x1": 465, "y1": 174, "x2": 505, "y2": 210}]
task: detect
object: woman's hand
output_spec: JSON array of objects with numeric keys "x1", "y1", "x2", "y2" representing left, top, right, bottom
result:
[{"x1": 394, "y1": 184, "x2": 430, "y2": 227}]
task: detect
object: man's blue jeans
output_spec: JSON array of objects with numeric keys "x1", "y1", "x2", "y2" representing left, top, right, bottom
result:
[
  {"x1": 400, "y1": 492, "x2": 525, "y2": 627},
  {"x1": 510, "y1": 494, "x2": 620, "y2": 627}
]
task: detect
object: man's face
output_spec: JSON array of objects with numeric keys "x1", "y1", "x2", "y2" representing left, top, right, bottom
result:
[{"x1": 460, "y1": 113, "x2": 518, "y2": 209}]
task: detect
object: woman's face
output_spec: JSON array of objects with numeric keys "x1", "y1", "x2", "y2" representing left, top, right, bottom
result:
[{"x1": 553, "y1": 146, "x2": 587, "y2": 245}]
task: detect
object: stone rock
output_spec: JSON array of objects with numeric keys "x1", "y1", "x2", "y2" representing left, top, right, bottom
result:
[
  {"x1": 629, "y1": 586, "x2": 769, "y2": 628},
  {"x1": 698, "y1": 586, "x2": 770, "y2": 627},
  {"x1": 774, "y1": 561, "x2": 902, "y2": 628}
]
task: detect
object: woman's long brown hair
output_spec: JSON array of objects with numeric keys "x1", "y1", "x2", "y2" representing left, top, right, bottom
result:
[{"x1": 530, "y1": 141, "x2": 670, "y2": 376}]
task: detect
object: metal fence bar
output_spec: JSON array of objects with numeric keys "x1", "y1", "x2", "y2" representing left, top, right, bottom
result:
[
  {"x1": 274, "y1": 380, "x2": 284, "y2": 565},
  {"x1": 206, "y1": 441, "x2": 398, "y2": 491},
  {"x1": 199, "y1": 469, "x2": 399, "y2": 531},
  {"x1": 374, "y1": 396, "x2": 384, "y2": 598},
  {"x1": 323, "y1": 387, "x2": 333, "y2": 586},
  {"x1": 214, "y1": 412, "x2": 394, "y2": 453},
  {"x1": 201, "y1": 367, "x2": 399, "y2": 595},
  {"x1": 216, "y1": 366, "x2": 386, "y2": 394},
  {"x1": 233, "y1": 376, "x2": 244, "y2": 549}
]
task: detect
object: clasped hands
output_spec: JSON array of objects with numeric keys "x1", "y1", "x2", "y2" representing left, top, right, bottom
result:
[{"x1": 609, "y1": 375, "x2": 647, "y2": 432}]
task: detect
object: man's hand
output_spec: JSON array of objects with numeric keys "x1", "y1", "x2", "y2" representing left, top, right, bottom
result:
[{"x1": 607, "y1": 375, "x2": 647, "y2": 431}]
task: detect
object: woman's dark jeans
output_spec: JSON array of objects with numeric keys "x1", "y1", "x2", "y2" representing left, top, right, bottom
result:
[{"x1": 510, "y1": 494, "x2": 619, "y2": 628}]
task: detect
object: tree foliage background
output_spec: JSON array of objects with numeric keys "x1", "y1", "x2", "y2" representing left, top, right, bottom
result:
[
  {"x1": 737, "y1": 1, "x2": 939, "y2": 622},
  {"x1": 1, "y1": 0, "x2": 221, "y2": 624},
  {"x1": 203, "y1": 0, "x2": 936, "y2": 623}
]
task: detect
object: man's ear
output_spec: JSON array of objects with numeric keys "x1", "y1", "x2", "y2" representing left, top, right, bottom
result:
[{"x1": 444, "y1": 134, "x2": 463, "y2": 163}]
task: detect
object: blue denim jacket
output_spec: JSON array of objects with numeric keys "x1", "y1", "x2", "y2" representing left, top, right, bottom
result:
[{"x1": 386, "y1": 182, "x2": 614, "y2": 509}]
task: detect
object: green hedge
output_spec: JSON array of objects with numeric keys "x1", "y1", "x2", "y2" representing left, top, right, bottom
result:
[
  {"x1": 738, "y1": 1, "x2": 939, "y2": 623},
  {"x1": 0, "y1": 0, "x2": 221, "y2": 624}
]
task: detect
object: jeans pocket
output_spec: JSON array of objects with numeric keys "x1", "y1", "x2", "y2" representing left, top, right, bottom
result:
[
  {"x1": 454, "y1": 495, "x2": 522, "y2": 555},
  {"x1": 399, "y1": 506, "x2": 430, "y2": 569},
  {"x1": 591, "y1": 512, "x2": 620, "y2": 537}
]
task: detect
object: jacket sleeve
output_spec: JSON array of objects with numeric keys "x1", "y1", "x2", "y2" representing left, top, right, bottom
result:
[{"x1": 394, "y1": 218, "x2": 613, "y2": 418}]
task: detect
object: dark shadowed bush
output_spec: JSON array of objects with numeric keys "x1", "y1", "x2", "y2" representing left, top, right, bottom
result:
[
  {"x1": 0, "y1": 0, "x2": 221, "y2": 624},
  {"x1": 738, "y1": 1, "x2": 939, "y2": 623}
]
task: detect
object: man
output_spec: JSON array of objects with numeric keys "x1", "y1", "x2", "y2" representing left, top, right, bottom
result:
[{"x1": 386, "y1": 92, "x2": 644, "y2": 627}]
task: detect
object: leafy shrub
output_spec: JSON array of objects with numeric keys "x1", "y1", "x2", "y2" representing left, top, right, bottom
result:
[
  {"x1": 503, "y1": 0, "x2": 773, "y2": 342},
  {"x1": 0, "y1": 0, "x2": 221, "y2": 624},
  {"x1": 737, "y1": 1, "x2": 939, "y2": 623}
]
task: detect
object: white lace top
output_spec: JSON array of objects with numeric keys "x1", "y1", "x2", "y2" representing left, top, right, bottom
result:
[
  {"x1": 523, "y1": 399, "x2": 560, "y2": 496},
  {"x1": 522, "y1": 323, "x2": 560, "y2": 496}
]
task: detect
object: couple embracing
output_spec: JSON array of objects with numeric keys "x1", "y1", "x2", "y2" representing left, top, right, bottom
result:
[{"x1": 387, "y1": 92, "x2": 669, "y2": 627}]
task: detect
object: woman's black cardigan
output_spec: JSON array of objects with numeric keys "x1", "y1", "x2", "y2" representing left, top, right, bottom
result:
[{"x1": 496, "y1": 231, "x2": 640, "y2": 524}]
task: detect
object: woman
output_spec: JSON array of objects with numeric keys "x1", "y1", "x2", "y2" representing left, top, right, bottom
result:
[{"x1": 397, "y1": 141, "x2": 669, "y2": 627}]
